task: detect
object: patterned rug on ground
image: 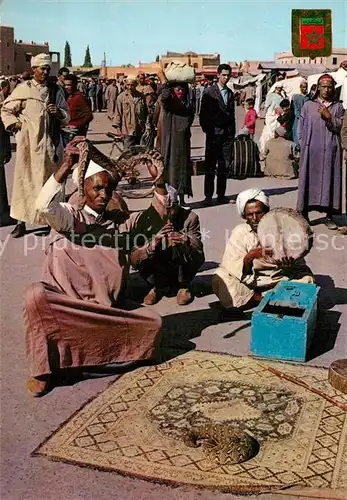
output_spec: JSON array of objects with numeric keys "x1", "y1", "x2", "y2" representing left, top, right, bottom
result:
[{"x1": 34, "y1": 352, "x2": 347, "y2": 494}]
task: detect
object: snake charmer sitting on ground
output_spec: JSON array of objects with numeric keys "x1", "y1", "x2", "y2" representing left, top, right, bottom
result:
[
  {"x1": 129, "y1": 183, "x2": 205, "y2": 306},
  {"x1": 212, "y1": 188, "x2": 314, "y2": 313},
  {"x1": 25, "y1": 146, "x2": 162, "y2": 397}
]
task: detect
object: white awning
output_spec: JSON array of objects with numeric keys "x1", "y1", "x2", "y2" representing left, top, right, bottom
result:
[
  {"x1": 228, "y1": 73, "x2": 266, "y2": 90},
  {"x1": 307, "y1": 68, "x2": 347, "y2": 109}
]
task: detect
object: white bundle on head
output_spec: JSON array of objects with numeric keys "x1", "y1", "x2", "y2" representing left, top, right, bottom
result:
[
  {"x1": 275, "y1": 126, "x2": 287, "y2": 137},
  {"x1": 236, "y1": 188, "x2": 269, "y2": 217},
  {"x1": 126, "y1": 76, "x2": 137, "y2": 84}
]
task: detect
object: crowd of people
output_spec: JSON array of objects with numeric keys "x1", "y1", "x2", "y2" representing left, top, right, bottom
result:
[{"x1": 0, "y1": 53, "x2": 346, "y2": 396}]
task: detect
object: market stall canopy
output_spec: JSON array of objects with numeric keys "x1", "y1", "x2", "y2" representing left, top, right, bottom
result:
[
  {"x1": 296, "y1": 64, "x2": 329, "y2": 76},
  {"x1": 228, "y1": 73, "x2": 266, "y2": 90},
  {"x1": 258, "y1": 62, "x2": 328, "y2": 77},
  {"x1": 70, "y1": 67, "x2": 101, "y2": 78},
  {"x1": 259, "y1": 62, "x2": 296, "y2": 71},
  {"x1": 265, "y1": 67, "x2": 347, "y2": 108}
]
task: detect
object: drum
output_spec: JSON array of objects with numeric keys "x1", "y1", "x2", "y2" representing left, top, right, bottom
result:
[
  {"x1": 257, "y1": 208, "x2": 313, "y2": 261},
  {"x1": 328, "y1": 359, "x2": 347, "y2": 394}
]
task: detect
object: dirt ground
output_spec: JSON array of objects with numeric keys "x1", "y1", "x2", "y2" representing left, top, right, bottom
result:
[{"x1": 0, "y1": 108, "x2": 346, "y2": 500}]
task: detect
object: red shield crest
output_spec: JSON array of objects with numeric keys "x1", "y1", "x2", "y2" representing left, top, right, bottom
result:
[
  {"x1": 292, "y1": 10, "x2": 332, "y2": 58},
  {"x1": 300, "y1": 25, "x2": 325, "y2": 50}
]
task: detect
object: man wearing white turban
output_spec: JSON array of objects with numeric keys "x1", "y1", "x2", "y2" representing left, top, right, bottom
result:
[
  {"x1": 212, "y1": 188, "x2": 313, "y2": 312},
  {"x1": 236, "y1": 188, "x2": 269, "y2": 217},
  {"x1": 24, "y1": 147, "x2": 162, "y2": 397},
  {"x1": 1, "y1": 53, "x2": 69, "y2": 237}
]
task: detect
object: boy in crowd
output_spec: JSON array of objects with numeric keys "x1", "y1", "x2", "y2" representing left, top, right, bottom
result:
[{"x1": 243, "y1": 98, "x2": 257, "y2": 139}]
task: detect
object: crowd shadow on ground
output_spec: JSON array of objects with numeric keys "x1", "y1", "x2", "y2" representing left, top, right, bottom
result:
[
  {"x1": 306, "y1": 274, "x2": 345, "y2": 361},
  {"x1": 42, "y1": 271, "x2": 346, "y2": 394},
  {"x1": 159, "y1": 308, "x2": 220, "y2": 362},
  {"x1": 126, "y1": 261, "x2": 218, "y2": 302},
  {"x1": 263, "y1": 186, "x2": 298, "y2": 197},
  {"x1": 187, "y1": 195, "x2": 237, "y2": 210},
  {"x1": 158, "y1": 272, "x2": 346, "y2": 364},
  {"x1": 316, "y1": 274, "x2": 347, "y2": 310},
  {"x1": 112, "y1": 269, "x2": 346, "y2": 366},
  {"x1": 310, "y1": 215, "x2": 347, "y2": 226},
  {"x1": 125, "y1": 265, "x2": 255, "y2": 364},
  {"x1": 186, "y1": 185, "x2": 299, "y2": 211}
]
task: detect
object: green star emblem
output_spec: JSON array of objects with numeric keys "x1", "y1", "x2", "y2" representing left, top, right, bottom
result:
[{"x1": 305, "y1": 28, "x2": 323, "y2": 45}]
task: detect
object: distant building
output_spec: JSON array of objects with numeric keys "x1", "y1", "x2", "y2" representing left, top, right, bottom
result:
[
  {"x1": 0, "y1": 26, "x2": 15, "y2": 74},
  {"x1": 275, "y1": 49, "x2": 347, "y2": 69},
  {"x1": 237, "y1": 60, "x2": 264, "y2": 76},
  {"x1": 70, "y1": 51, "x2": 221, "y2": 81},
  {"x1": 0, "y1": 26, "x2": 60, "y2": 76},
  {"x1": 228, "y1": 61, "x2": 241, "y2": 76},
  {"x1": 100, "y1": 62, "x2": 160, "y2": 81}
]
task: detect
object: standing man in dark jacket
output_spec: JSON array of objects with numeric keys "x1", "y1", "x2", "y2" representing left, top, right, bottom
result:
[{"x1": 199, "y1": 64, "x2": 235, "y2": 205}]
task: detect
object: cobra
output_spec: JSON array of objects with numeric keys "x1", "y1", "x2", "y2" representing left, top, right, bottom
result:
[{"x1": 67, "y1": 136, "x2": 165, "y2": 208}]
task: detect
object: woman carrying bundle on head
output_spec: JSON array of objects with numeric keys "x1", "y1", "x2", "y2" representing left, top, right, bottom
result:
[{"x1": 156, "y1": 62, "x2": 195, "y2": 206}]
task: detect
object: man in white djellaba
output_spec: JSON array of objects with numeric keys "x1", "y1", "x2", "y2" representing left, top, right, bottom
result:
[
  {"x1": 1, "y1": 53, "x2": 69, "y2": 238},
  {"x1": 258, "y1": 82, "x2": 284, "y2": 158},
  {"x1": 212, "y1": 188, "x2": 314, "y2": 314}
]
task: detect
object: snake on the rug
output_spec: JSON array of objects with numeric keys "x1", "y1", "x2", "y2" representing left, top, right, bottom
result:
[
  {"x1": 182, "y1": 422, "x2": 259, "y2": 465},
  {"x1": 67, "y1": 136, "x2": 164, "y2": 208}
]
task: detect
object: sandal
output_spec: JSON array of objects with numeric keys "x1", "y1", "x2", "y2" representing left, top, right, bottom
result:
[
  {"x1": 324, "y1": 218, "x2": 338, "y2": 230},
  {"x1": 26, "y1": 375, "x2": 52, "y2": 397}
]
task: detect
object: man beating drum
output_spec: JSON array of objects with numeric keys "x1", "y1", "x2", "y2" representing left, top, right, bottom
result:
[{"x1": 212, "y1": 188, "x2": 314, "y2": 315}]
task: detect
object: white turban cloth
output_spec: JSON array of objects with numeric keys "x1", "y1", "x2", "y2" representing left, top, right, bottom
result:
[
  {"x1": 236, "y1": 188, "x2": 270, "y2": 217},
  {"x1": 275, "y1": 125, "x2": 287, "y2": 138},
  {"x1": 72, "y1": 160, "x2": 112, "y2": 186},
  {"x1": 31, "y1": 53, "x2": 51, "y2": 68},
  {"x1": 165, "y1": 183, "x2": 178, "y2": 204}
]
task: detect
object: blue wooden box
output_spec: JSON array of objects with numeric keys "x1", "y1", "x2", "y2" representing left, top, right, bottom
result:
[{"x1": 250, "y1": 282, "x2": 320, "y2": 362}]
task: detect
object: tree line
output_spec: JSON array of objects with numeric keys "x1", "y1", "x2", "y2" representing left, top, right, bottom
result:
[
  {"x1": 64, "y1": 42, "x2": 161, "y2": 69},
  {"x1": 64, "y1": 41, "x2": 93, "y2": 68}
]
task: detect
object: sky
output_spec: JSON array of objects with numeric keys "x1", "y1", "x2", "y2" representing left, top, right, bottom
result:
[{"x1": 1, "y1": 0, "x2": 347, "y2": 67}]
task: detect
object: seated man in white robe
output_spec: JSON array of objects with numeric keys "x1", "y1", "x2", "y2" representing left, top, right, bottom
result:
[{"x1": 212, "y1": 188, "x2": 314, "y2": 313}]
